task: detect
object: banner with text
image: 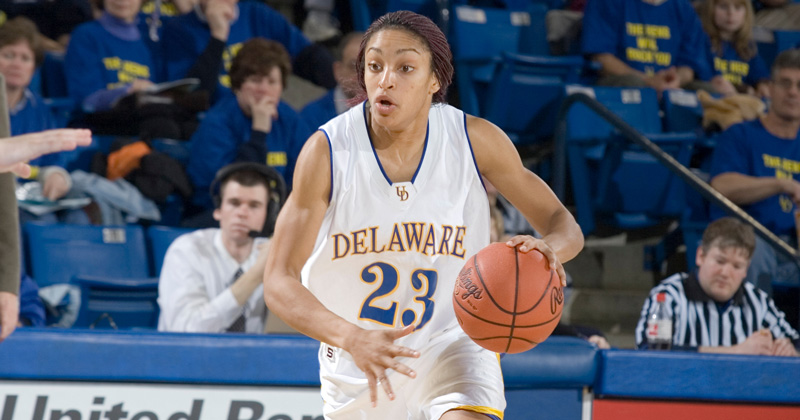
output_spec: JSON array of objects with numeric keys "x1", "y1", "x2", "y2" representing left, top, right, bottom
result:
[{"x1": 0, "y1": 381, "x2": 323, "y2": 420}]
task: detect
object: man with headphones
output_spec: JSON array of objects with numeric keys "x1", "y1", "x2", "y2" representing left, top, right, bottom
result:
[{"x1": 157, "y1": 162, "x2": 284, "y2": 333}]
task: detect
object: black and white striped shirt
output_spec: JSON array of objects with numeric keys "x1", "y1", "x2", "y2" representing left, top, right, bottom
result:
[{"x1": 635, "y1": 273, "x2": 800, "y2": 350}]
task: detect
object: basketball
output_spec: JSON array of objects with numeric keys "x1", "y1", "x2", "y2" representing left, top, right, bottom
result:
[{"x1": 453, "y1": 243, "x2": 564, "y2": 353}]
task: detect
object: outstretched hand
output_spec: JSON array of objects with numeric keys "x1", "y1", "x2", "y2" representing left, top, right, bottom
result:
[
  {"x1": 505, "y1": 235, "x2": 567, "y2": 287},
  {"x1": 0, "y1": 129, "x2": 92, "y2": 176},
  {"x1": 343, "y1": 324, "x2": 420, "y2": 407}
]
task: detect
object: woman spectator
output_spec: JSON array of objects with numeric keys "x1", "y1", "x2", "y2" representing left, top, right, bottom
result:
[
  {"x1": 0, "y1": 17, "x2": 88, "y2": 224},
  {"x1": 65, "y1": 0, "x2": 157, "y2": 114}
]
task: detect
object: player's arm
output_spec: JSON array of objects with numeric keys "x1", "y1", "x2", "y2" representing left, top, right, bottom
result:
[
  {"x1": 262, "y1": 132, "x2": 418, "y2": 404},
  {"x1": 468, "y1": 116, "x2": 584, "y2": 278}
]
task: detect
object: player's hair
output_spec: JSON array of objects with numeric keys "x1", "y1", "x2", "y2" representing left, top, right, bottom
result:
[
  {"x1": 229, "y1": 38, "x2": 291, "y2": 91},
  {"x1": 772, "y1": 48, "x2": 800, "y2": 79},
  {"x1": 700, "y1": 0, "x2": 756, "y2": 61},
  {"x1": 700, "y1": 217, "x2": 756, "y2": 259},
  {"x1": 0, "y1": 17, "x2": 44, "y2": 67},
  {"x1": 354, "y1": 10, "x2": 453, "y2": 104}
]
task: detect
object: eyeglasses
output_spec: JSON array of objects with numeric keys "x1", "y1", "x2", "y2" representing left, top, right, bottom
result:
[{"x1": 774, "y1": 79, "x2": 800, "y2": 91}]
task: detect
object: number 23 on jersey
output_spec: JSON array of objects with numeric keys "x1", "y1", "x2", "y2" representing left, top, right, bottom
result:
[{"x1": 358, "y1": 262, "x2": 438, "y2": 330}]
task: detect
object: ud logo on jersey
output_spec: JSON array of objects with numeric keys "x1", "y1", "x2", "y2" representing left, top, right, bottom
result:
[{"x1": 396, "y1": 185, "x2": 409, "y2": 201}]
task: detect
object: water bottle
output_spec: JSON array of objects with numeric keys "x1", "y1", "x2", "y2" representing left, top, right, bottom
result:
[{"x1": 646, "y1": 292, "x2": 672, "y2": 350}]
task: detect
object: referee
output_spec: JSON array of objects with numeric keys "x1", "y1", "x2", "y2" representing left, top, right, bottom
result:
[{"x1": 635, "y1": 217, "x2": 799, "y2": 355}]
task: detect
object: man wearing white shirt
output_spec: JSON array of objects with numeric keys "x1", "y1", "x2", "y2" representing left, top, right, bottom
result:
[{"x1": 158, "y1": 163, "x2": 276, "y2": 333}]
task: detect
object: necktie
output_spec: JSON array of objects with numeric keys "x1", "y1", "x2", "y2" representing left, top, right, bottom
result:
[{"x1": 227, "y1": 268, "x2": 246, "y2": 333}]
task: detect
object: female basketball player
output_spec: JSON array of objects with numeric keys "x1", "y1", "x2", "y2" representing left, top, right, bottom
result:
[{"x1": 262, "y1": 11, "x2": 584, "y2": 419}]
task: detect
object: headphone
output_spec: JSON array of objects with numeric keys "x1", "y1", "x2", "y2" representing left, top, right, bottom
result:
[{"x1": 210, "y1": 162, "x2": 287, "y2": 237}]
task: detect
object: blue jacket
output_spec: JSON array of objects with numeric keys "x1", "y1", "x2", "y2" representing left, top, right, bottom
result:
[
  {"x1": 161, "y1": 2, "x2": 310, "y2": 102},
  {"x1": 10, "y1": 90, "x2": 65, "y2": 168},
  {"x1": 65, "y1": 16, "x2": 156, "y2": 111},
  {"x1": 187, "y1": 95, "x2": 313, "y2": 208},
  {"x1": 300, "y1": 89, "x2": 337, "y2": 130}
]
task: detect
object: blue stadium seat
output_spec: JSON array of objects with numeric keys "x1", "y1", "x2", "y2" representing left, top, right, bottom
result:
[
  {"x1": 23, "y1": 222, "x2": 149, "y2": 287},
  {"x1": 147, "y1": 225, "x2": 193, "y2": 277},
  {"x1": 72, "y1": 275, "x2": 159, "y2": 329},
  {"x1": 451, "y1": 4, "x2": 540, "y2": 115},
  {"x1": 483, "y1": 52, "x2": 583, "y2": 145},
  {"x1": 563, "y1": 86, "x2": 698, "y2": 235},
  {"x1": 757, "y1": 29, "x2": 800, "y2": 70},
  {"x1": 662, "y1": 89, "x2": 704, "y2": 133}
]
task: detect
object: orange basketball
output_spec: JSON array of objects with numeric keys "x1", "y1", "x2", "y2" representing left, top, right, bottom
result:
[{"x1": 453, "y1": 243, "x2": 564, "y2": 354}]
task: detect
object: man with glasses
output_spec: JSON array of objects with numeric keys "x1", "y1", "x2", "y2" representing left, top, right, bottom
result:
[{"x1": 709, "y1": 48, "x2": 800, "y2": 301}]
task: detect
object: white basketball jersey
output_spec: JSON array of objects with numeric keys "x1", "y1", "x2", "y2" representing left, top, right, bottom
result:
[{"x1": 302, "y1": 102, "x2": 490, "y2": 351}]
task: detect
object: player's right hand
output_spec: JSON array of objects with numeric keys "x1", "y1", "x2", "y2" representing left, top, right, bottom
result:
[{"x1": 343, "y1": 325, "x2": 420, "y2": 407}]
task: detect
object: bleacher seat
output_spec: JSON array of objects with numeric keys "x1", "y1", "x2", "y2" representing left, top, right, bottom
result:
[
  {"x1": 757, "y1": 29, "x2": 800, "y2": 70},
  {"x1": 662, "y1": 89, "x2": 704, "y2": 133},
  {"x1": 450, "y1": 4, "x2": 540, "y2": 115},
  {"x1": 23, "y1": 222, "x2": 149, "y2": 287},
  {"x1": 72, "y1": 275, "x2": 159, "y2": 329},
  {"x1": 483, "y1": 52, "x2": 583, "y2": 145},
  {"x1": 562, "y1": 86, "x2": 698, "y2": 235},
  {"x1": 147, "y1": 225, "x2": 193, "y2": 277}
]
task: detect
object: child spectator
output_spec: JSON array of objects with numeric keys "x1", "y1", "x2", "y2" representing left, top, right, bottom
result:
[{"x1": 701, "y1": 0, "x2": 770, "y2": 96}]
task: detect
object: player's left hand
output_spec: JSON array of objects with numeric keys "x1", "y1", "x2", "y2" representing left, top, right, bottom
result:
[{"x1": 505, "y1": 236, "x2": 567, "y2": 287}]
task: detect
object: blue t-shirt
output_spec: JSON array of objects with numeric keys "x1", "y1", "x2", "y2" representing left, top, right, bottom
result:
[
  {"x1": 711, "y1": 40, "x2": 770, "y2": 87},
  {"x1": 9, "y1": 90, "x2": 65, "y2": 168},
  {"x1": 709, "y1": 119, "x2": 800, "y2": 237},
  {"x1": 300, "y1": 89, "x2": 337, "y2": 130},
  {"x1": 65, "y1": 19, "x2": 156, "y2": 110},
  {"x1": 582, "y1": 0, "x2": 715, "y2": 80},
  {"x1": 186, "y1": 95, "x2": 313, "y2": 208},
  {"x1": 161, "y1": 2, "x2": 310, "y2": 102}
]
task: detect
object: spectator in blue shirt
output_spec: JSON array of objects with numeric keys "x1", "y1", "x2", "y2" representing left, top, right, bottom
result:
[
  {"x1": 300, "y1": 31, "x2": 362, "y2": 130},
  {"x1": 701, "y1": 0, "x2": 770, "y2": 96},
  {"x1": 582, "y1": 0, "x2": 724, "y2": 95},
  {"x1": 185, "y1": 38, "x2": 312, "y2": 225},
  {"x1": 709, "y1": 49, "x2": 800, "y2": 294},
  {"x1": 65, "y1": 0, "x2": 158, "y2": 113},
  {"x1": 19, "y1": 273, "x2": 45, "y2": 327},
  {"x1": 160, "y1": 0, "x2": 335, "y2": 104}
]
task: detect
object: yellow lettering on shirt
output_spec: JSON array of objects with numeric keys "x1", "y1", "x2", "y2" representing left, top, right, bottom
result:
[{"x1": 266, "y1": 152, "x2": 288, "y2": 167}]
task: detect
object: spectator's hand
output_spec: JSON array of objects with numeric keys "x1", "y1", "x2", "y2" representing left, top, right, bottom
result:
[
  {"x1": 588, "y1": 335, "x2": 611, "y2": 349},
  {"x1": 250, "y1": 95, "x2": 279, "y2": 133},
  {"x1": 735, "y1": 329, "x2": 774, "y2": 355},
  {"x1": 505, "y1": 235, "x2": 567, "y2": 287},
  {"x1": 206, "y1": 0, "x2": 236, "y2": 41},
  {"x1": 343, "y1": 324, "x2": 419, "y2": 407},
  {"x1": 253, "y1": 242, "x2": 271, "y2": 272},
  {"x1": 772, "y1": 337, "x2": 799, "y2": 357},
  {"x1": 43, "y1": 171, "x2": 70, "y2": 201},
  {"x1": 0, "y1": 129, "x2": 92, "y2": 177},
  {"x1": 711, "y1": 75, "x2": 737, "y2": 97},
  {"x1": 128, "y1": 79, "x2": 155, "y2": 94},
  {"x1": 654, "y1": 67, "x2": 681, "y2": 92},
  {"x1": 778, "y1": 178, "x2": 800, "y2": 206},
  {"x1": 0, "y1": 291, "x2": 19, "y2": 342}
]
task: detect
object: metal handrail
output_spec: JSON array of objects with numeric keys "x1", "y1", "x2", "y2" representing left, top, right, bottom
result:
[{"x1": 552, "y1": 92, "x2": 798, "y2": 261}]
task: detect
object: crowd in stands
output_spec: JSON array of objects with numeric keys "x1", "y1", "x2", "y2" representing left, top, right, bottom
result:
[{"x1": 1, "y1": 0, "x2": 799, "y2": 359}]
